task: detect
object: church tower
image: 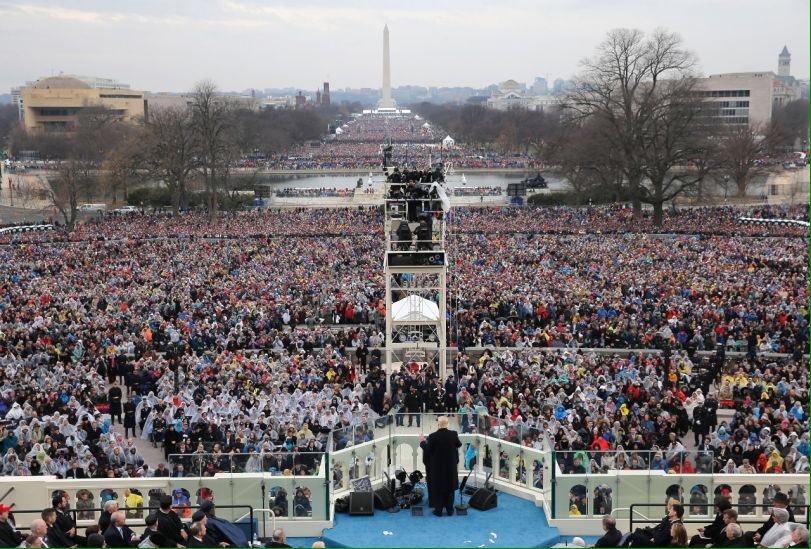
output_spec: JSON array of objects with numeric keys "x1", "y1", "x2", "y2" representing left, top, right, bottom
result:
[{"x1": 778, "y1": 46, "x2": 791, "y2": 78}]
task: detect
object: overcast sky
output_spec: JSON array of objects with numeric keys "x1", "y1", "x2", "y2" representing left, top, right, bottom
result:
[{"x1": 1, "y1": 0, "x2": 808, "y2": 93}]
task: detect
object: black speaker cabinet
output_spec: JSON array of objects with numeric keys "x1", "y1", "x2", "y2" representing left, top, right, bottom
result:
[
  {"x1": 349, "y1": 491, "x2": 374, "y2": 515},
  {"x1": 468, "y1": 488, "x2": 497, "y2": 511},
  {"x1": 374, "y1": 487, "x2": 397, "y2": 510}
]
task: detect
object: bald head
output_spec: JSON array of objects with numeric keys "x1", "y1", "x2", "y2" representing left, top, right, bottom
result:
[
  {"x1": 30, "y1": 519, "x2": 47, "y2": 537},
  {"x1": 112, "y1": 511, "x2": 126, "y2": 526},
  {"x1": 437, "y1": 416, "x2": 449, "y2": 428},
  {"x1": 312, "y1": 542, "x2": 326, "y2": 548}
]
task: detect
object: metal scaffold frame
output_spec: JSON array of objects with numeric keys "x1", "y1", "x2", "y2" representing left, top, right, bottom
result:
[{"x1": 381, "y1": 168, "x2": 450, "y2": 391}]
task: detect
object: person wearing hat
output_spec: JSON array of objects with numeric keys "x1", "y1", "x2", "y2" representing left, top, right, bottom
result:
[
  {"x1": 0, "y1": 503, "x2": 24, "y2": 547},
  {"x1": 751, "y1": 492, "x2": 795, "y2": 546}
]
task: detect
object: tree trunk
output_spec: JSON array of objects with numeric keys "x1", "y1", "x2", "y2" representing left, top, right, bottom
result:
[
  {"x1": 171, "y1": 185, "x2": 180, "y2": 216},
  {"x1": 652, "y1": 200, "x2": 664, "y2": 227},
  {"x1": 736, "y1": 176, "x2": 749, "y2": 198},
  {"x1": 629, "y1": 174, "x2": 642, "y2": 218}
]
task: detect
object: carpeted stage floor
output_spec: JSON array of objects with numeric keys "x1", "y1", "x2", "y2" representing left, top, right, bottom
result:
[{"x1": 319, "y1": 488, "x2": 561, "y2": 548}]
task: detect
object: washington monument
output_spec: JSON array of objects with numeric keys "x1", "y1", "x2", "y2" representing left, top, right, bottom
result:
[{"x1": 379, "y1": 24, "x2": 396, "y2": 108}]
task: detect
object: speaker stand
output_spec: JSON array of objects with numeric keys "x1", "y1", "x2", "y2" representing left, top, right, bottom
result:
[{"x1": 456, "y1": 470, "x2": 471, "y2": 515}]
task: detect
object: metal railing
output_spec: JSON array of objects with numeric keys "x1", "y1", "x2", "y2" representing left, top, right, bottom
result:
[
  {"x1": 8, "y1": 504, "x2": 256, "y2": 540},
  {"x1": 628, "y1": 502, "x2": 811, "y2": 532}
]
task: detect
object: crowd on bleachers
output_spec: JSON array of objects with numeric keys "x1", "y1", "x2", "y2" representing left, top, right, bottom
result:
[{"x1": 0, "y1": 205, "x2": 806, "y2": 494}]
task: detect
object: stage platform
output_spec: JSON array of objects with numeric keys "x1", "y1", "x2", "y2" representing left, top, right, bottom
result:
[{"x1": 321, "y1": 489, "x2": 561, "y2": 548}]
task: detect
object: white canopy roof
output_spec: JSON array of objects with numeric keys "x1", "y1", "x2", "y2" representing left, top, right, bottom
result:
[
  {"x1": 442, "y1": 135, "x2": 455, "y2": 146},
  {"x1": 392, "y1": 295, "x2": 440, "y2": 322}
]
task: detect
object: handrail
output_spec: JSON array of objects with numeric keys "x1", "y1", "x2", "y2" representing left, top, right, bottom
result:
[
  {"x1": 628, "y1": 503, "x2": 811, "y2": 532},
  {"x1": 610, "y1": 507, "x2": 655, "y2": 532},
  {"x1": 9, "y1": 504, "x2": 256, "y2": 541},
  {"x1": 247, "y1": 508, "x2": 277, "y2": 541}
]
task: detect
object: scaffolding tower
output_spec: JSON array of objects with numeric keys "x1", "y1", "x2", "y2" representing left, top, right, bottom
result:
[{"x1": 382, "y1": 168, "x2": 450, "y2": 392}]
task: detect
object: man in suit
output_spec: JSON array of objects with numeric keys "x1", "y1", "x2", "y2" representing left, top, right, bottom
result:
[
  {"x1": 719, "y1": 523, "x2": 747, "y2": 548},
  {"x1": 420, "y1": 415, "x2": 462, "y2": 516},
  {"x1": 42, "y1": 508, "x2": 75, "y2": 548},
  {"x1": 689, "y1": 497, "x2": 731, "y2": 547},
  {"x1": 54, "y1": 492, "x2": 85, "y2": 547},
  {"x1": 595, "y1": 514, "x2": 623, "y2": 547},
  {"x1": 187, "y1": 522, "x2": 216, "y2": 548},
  {"x1": 787, "y1": 526, "x2": 809, "y2": 548},
  {"x1": 64, "y1": 460, "x2": 85, "y2": 479},
  {"x1": 104, "y1": 511, "x2": 138, "y2": 548},
  {"x1": 171, "y1": 463, "x2": 187, "y2": 477},
  {"x1": 29, "y1": 519, "x2": 49, "y2": 548},
  {"x1": 108, "y1": 380, "x2": 123, "y2": 424},
  {"x1": 0, "y1": 504, "x2": 24, "y2": 547},
  {"x1": 264, "y1": 528, "x2": 292, "y2": 548},
  {"x1": 99, "y1": 500, "x2": 119, "y2": 534}
]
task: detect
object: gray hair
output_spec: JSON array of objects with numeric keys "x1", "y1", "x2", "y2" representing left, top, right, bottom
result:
[
  {"x1": 794, "y1": 526, "x2": 809, "y2": 543},
  {"x1": 103, "y1": 500, "x2": 119, "y2": 512},
  {"x1": 602, "y1": 514, "x2": 616, "y2": 529},
  {"x1": 773, "y1": 507, "x2": 789, "y2": 524},
  {"x1": 727, "y1": 524, "x2": 742, "y2": 538}
]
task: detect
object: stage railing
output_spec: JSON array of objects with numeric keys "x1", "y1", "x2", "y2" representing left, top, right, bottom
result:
[
  {"x1": 328, "y1": 413, "x2": 551, "y2": 502},
  {"x1": 167, "y1": 451, "x2": 324, "y2": 477},
  {"x1": 0, "y1": 417, "x2": 806, "y2": 532},
  {"x1": 554, "y1": 449, "x2": 718, "y2": 475},
  {"x1": 555, "y1": 471, "x2": 809, "y2": 521}
]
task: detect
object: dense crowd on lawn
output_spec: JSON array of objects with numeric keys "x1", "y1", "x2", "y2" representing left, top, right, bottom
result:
[
  {"x1": 0, "y1": 205, "x2": 806, "y2": 489},
  {"x1": 332, "y1": 114, "x2": 441, "y2": 144},
  {"x1": 260, "y1": 142, "x2": 539, "y2": 170}
]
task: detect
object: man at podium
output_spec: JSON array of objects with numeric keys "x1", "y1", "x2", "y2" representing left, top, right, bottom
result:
[{"x1": 420, "y1": 416, "x2": 462, "y2": 517}]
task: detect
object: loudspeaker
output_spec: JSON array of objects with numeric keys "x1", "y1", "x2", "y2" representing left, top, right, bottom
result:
[
  {"x1": 374, "y1": 487, "x2": 397, "y2": 510},
  {"x1": 468, "y1": 488, "x2": 497, "y2": 511},
  {"x1": 348, "y1": 492, "x2": 374, "y2": 515}
]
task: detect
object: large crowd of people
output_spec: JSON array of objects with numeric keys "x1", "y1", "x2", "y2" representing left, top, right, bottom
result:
[
  {"x1": 257, "y1": 142, "x2": 539, "y2": 171},
  {"x1": 0, "y1": 203, "x2": 806, "y2": 515}
]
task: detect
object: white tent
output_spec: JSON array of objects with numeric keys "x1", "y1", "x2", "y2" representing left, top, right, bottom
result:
[
  {"x1": 392, "y1": 295, "x2": 440, "y2": 322},
  {"x1": 442, "y1": 135, "x2": 455, "y2": 147},
  {"x1": 422, "y1": 122, "x2": 431, "y2": 128}
]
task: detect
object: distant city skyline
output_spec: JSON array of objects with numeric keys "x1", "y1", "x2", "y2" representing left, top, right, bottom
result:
[{"x1": 0, "y1": 0, "x2": 808, "y2": 94}]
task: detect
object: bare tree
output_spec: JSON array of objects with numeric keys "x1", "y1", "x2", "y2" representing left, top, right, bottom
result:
[
  {"x1": 564, "y1": 28, "x2": 697, "y2": 218},
  {"x1": 638, "y1": 78, "x2": 715, "y2": 225},
  {"x1": 548, "y1": 117, "x2": 625, "y2": 198},
  {"x1": 47, "y1": 107, "x2": 126, "y2": 228},
  {"x1": 190, "y1": 81, "x2": 237, "y2": 221},
  {"x1": 144, "y1": 106, "x2": 198, "y2": 213},
  {"x1": 48, "y1": 160, "x2": 89, "y2": 229},
  {"x1": 716, "y1": 123, "x2": 777, "y2": 198},
  {"x1": 104, "y1": 127, "x2": 147, "y2": 203}
]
